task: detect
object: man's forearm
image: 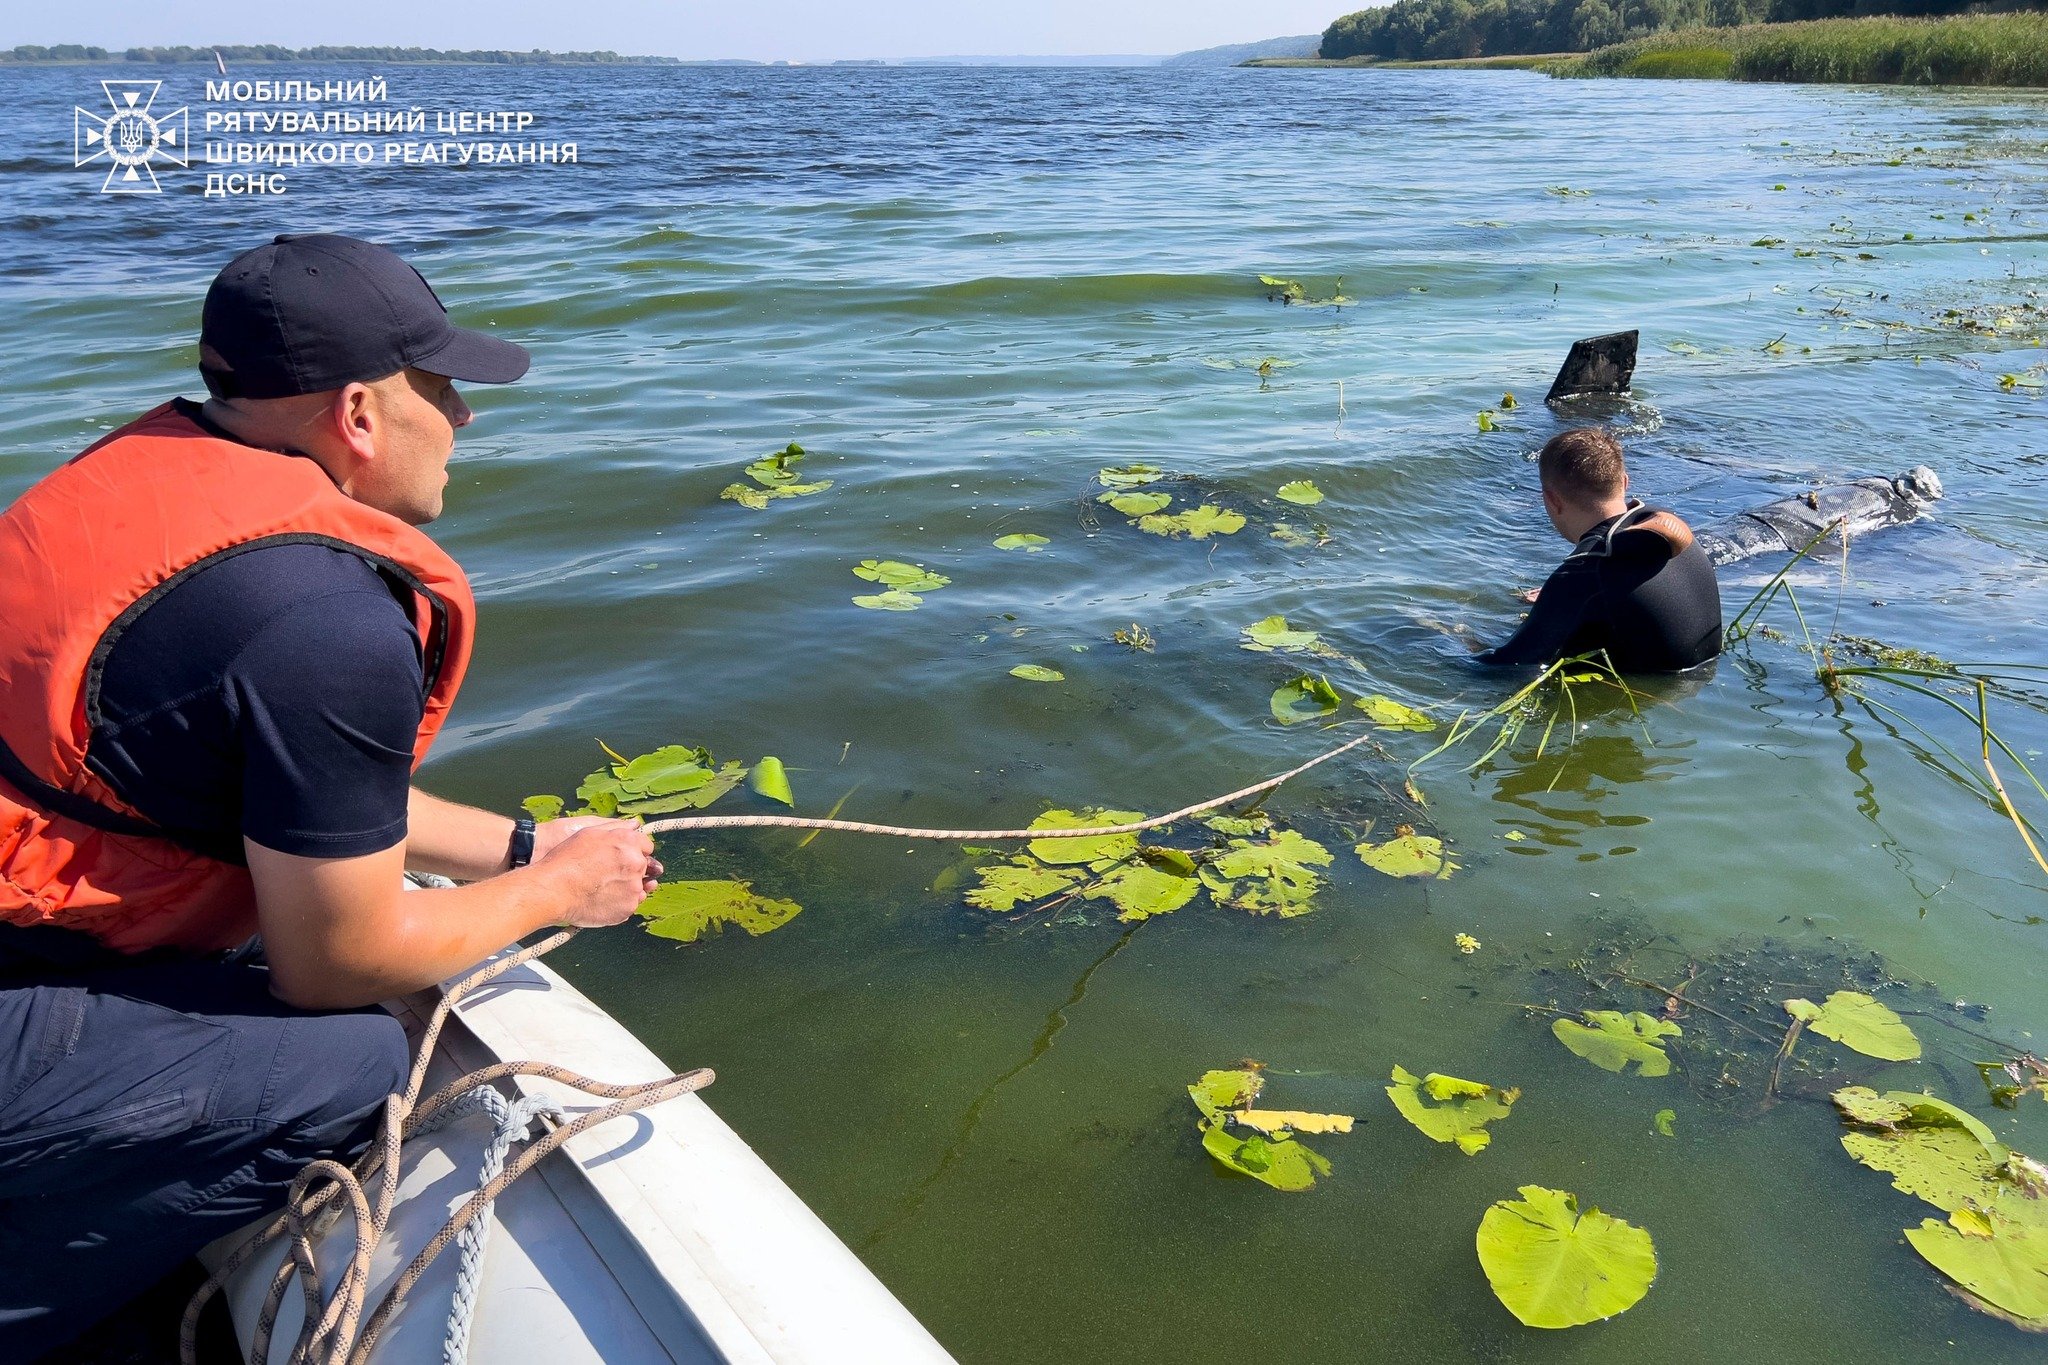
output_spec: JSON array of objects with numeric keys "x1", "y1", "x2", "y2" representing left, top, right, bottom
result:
[{"x1": 406, "y1": 787, "x2": 515, "y2": 881}]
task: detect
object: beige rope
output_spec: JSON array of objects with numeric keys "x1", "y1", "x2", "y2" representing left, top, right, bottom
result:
[
  {"x1": 181, "y1": 725, "x2": 1382, "y2": 1362},
  {"x1": 181, "y1": 931, "x2": 714, "y2": 1365},
  {"x1": 642, "y1": 726, "x2": 1385, "y2": 842}
]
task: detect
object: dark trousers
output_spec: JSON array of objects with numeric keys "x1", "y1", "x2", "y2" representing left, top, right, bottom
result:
[{"x1": 0, "y1": 950, "x2": 410, "y2": 1359}]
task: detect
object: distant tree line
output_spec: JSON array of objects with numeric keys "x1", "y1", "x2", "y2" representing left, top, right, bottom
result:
[
  {"x1": 1320, "y1": 0, "x2": 2046, "y2": 59},
  {"x1": 3, "y1": 45, "x2": 681, "y2": 64}
]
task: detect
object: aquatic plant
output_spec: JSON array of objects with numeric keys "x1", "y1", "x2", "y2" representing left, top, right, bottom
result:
[
  {"x1": 1561, "y1": 14, "x2": 2048, "y2": 87},
  {"x1": 1476, "y1": 1187, "x2": 1658, "y2": 1329},
  {"x1": 719, "y1": 442, "x2": 831, "y2": 510},
  {"x1": 1831, "y1": 1087, "x2": 2048, "y2": 1331},
  {"x1": 637, "y1": 879, "x2": 801, "y2": 942},
  {"x1": 1386, "y1": 1065, "x2": 1519, "y2": 1154},
  {"x1": 851, "y1": 558, "x2": 950, "y2": 611},
  {"x1": 1187, "y1": 1064, "x2": 1354, "y2": 1191},
  {"x1": 963, "y1": 809, "x2": 1337, "y2": 922},
  {"x1": 1727, "y1": 527, "x2": 2048, "y2": 879},
  {"x1": 1410, "y1": 654, "x2": 1643, "y2": 783}
]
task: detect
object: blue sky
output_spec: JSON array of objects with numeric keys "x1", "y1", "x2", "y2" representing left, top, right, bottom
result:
[{"x1": 12, "y1": 1, "x2": 1353, "y2": 62}]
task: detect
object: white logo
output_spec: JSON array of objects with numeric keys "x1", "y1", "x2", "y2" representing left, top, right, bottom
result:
[{"x1": 75, "y1": 80, "x2": 188, "y2": 194}]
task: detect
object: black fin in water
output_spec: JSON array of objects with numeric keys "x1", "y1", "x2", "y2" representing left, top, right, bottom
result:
[{"x1": 1545, "y1": 330, "x2": 1639, "y2": 404}]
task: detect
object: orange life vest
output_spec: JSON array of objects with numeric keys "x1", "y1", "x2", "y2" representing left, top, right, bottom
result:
[{"x1": 0, "y1": 400, "x2": 474, "y2": 954}]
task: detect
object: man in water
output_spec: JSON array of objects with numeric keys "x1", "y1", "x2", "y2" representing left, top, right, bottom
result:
[
  {"x1": 1478, "y1": 426, "x2": 1721, "y2": 671},
  {"x1": 0, "y1": 234, "x2": 661, "y2": 1353}
]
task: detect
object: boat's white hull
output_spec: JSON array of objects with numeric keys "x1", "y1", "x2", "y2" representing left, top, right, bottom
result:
[{"x1": 206, "y1": 950, "x2": 953, "y2": 1364}]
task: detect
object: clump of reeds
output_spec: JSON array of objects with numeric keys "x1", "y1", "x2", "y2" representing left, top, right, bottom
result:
[{"x1": 1561, "y1": 12, "x2": 2048, "y2": 87}]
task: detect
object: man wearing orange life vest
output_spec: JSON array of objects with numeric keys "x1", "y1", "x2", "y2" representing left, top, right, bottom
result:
[{"x1": 0, "y1": 234, "x2": 661, "y2": 1356}]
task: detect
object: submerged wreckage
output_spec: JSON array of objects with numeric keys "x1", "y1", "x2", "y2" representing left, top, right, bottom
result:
[{"x1": 1544, "y1": 331, "x2": 1943, "y2": 566}]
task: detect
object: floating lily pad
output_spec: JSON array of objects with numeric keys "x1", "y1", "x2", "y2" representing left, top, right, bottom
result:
[
  {"x1": 720, "y1": 443, "x2": 832, "y2": 509},
  {"x1": 1189, "y1": 1067, "x2": 1265, "y2": 1118},
  {"x1": 522, "y1": 794, "x2": 564, "y2": 822},
  {"x1": 1784, "y1": 991, "x2": 1921, "y2": 1061},
  {"x1": 1553, "y1": 1011, "x2": 1682, "y2": 1077},
  {"x1": 1355, "y1": 694, "x2": 1437, "y2": 731},
  {"x1": 1476, "y1": 1186, "x2": 1658, "y2": 1329},
  {"x1": 852, "y1": 590, "x2": 924, "y2": 611},
  {"x1": 1276, "y1": 480, "x2": 1325, "y2": 506},
  {"x1": 1833, "y1": 1086, "x2": 2010, "y2": 1211},
  {"x1": 748, "y1": 756, "x2": 794, "y2": 807},
  {"x1": 1010, "y1": 664, "x2": 1066, "y2": 683},
  {"x1": 1201, "y1": 828, "x2": 1334, "y2": 917},
  {"x1": 1201, "y1": 1124, "x2": 1330, "y2": 1191},
  {"x1": 1099, "y1": 490, "x2": 1172, "y2": 517},
  {"x1": 1387, "y1": 1065, "x2": 1519, "y2": 1154},
  {"x1": 1269, "y1": 522, "x2": 1329, "y2": 550},
  {"x1": 1083, "y1": 858, "x2": 1200, "y2": 921},
  {"x1": 1201, "y1": 814, "x2": 1271, "y2": 838},
  {"x1": 993, "y1": 533, "x2": 1050, "y2": 552},
  {"x1": 853, "y1": 559, "x2": 950, "y2": 592},
  {"x1": 1832, "y1": 1086, "x2": 2048, "y2": 1329},
  {"x1": 1137, "y1": 505, "x2": 1246, "y2": 539},
  {"x1": 964, "y1": 858, "x2": 1084, "y2": 912},
  {"x1": 1096, "y1": 464, "x2": 1165, "y2": 489},
  {"x1": 1026, "y1": 807, "x2": 1143, "y2": 866},
  {"x1": 638, "y1": 879, "x2": 802, "y2": 943},
  {"x1": 1905, "y1": 1211, "x2": 2048, "y2": 1331},
  {"x1": 1271, "y1": 674, "x2": 1342, "y2": 725},
  {"x1": 579, "y1": 745, "x2": 749, "y2": 817},
  {"x1": 1356, "y1": 832, "x2": 1457, "y2": 880},
  {"x1": 1241, "y1": 615, "x2": 1322, "y2": 654},
  {"x1": 1654, "y1": 1109, "x2": 1677, "y2": 1138}
]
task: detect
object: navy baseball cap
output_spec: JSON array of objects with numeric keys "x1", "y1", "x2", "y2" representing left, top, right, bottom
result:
[{"x1": 198, "y1": 233, "x2": 530, "y2": 399}]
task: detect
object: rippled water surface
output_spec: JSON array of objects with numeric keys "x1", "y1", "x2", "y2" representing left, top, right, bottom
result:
[{"x1": 5, "y1": 62, "x2": 2048, "y2": 1361}]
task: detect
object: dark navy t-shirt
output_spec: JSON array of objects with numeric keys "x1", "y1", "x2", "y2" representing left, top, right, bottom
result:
[{"x1": 84, "y1": 542, "x2": 425, "y2": 860}]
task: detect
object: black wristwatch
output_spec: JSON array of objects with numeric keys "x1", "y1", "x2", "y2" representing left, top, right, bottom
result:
[{"x1": 508, "y1": 815, "x2": 538, "y2": 870}]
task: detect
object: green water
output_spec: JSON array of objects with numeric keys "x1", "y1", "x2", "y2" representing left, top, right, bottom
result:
[{"x1": 4, "y1": 62, "x2": 2048, "y2": 1360}]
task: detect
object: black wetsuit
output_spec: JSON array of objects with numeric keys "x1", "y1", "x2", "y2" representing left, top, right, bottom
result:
[{"x1": 1478, "y1": 503, "x2": 1722, "y2": 672}]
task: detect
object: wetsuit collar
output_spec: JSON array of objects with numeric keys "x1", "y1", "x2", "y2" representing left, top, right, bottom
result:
[{"x1": 1567, "y1": 500, "x2": 1651, "y2": 559}]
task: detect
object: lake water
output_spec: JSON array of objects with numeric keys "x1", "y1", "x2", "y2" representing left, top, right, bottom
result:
[{"x1": 3, "y1": 61, "x2": 2047, "y2": 1361}]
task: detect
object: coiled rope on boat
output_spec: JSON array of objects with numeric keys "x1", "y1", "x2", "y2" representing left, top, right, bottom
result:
[{"x1": 182, "y1": 726, "x2": 1381, "y2": 1364}]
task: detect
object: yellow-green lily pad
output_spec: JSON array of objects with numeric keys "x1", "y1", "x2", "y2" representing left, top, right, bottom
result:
[
  {"x1": 1355, "y1": 694, "x2": 1437, "y2": 730},
  {"x1": 993, "y1": 533, "x2": 1050, "y2": 552},
  {"x1": 1271, "y1": 674, "x2": 1342, "y2": 725},
  {"x1": 1356, "y1": 832, "x2": 1457, "y2": 880},
  {"x1": 852, "y1": 590, "x2": 924, "y2": 611},
  {"x1": 1097, "y1": 464, "x2": 1165, "y2": 489},
  {"x1": 1476, "y1": 1186, "x2": 1658, "y2": 1328},
  {"x1": 639, "y1": 879, "x2": 801, "y2": 943},
  {"x1": 1552, "y1": 1011, "x2": 1682, "y2": 1077},
  {"x1": 1200, "y1": 828, "x2": 1334, "y2": 917},
  {"x1": 1137, "y1": 505, "x2": 1246, "y2": 539},
  {"x1": 853, "y1": 559, "x2": 949, "y2": 592},
  {"x1": 1009, "y1": 664, "x2": 1066, "y2": 683},
  {"x1": 1025, "y1": 807, "x2": 1143, "y2": 866},
  {"x1": 1784, "y1": 991, "x2": 1921, "y2": 1061},
  {"x1": 1099, "y1": 490, "x2": 1172, "y2": 516},
  {"x1": 1387, "y1": 1065, "x2": 1519, "y2": 1155},
  {"x1": 1276, "y1": 480, "x2": 1324, "y2": 505},
  {"x1": 1201, "y1": 1124, "x2": 1331, "y2": 1192},
  {"x1": 1241, "y1": 615, "x2": 1322, "y2": 654},
  {"x1": 747, "y1": 756, "x2": 794, "y2": 807}
]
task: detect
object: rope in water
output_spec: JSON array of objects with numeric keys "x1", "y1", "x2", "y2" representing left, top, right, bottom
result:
[
  {"x1": 181, "y1": 725, "x2": 1381, "y2": 1363},
  {"x1": 639, "y1": 726, "x2": 1385, "y2": 841}
]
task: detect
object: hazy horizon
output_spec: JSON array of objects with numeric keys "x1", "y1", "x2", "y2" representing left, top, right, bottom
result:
[{"x1": 4, "y1": 1, "x2": 1346, "y2": 64}]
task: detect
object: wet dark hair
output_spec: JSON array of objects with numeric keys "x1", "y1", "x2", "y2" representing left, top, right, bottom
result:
[{"x1": 1538, "y1": 426, "x2": 1627, "y2": 504}]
